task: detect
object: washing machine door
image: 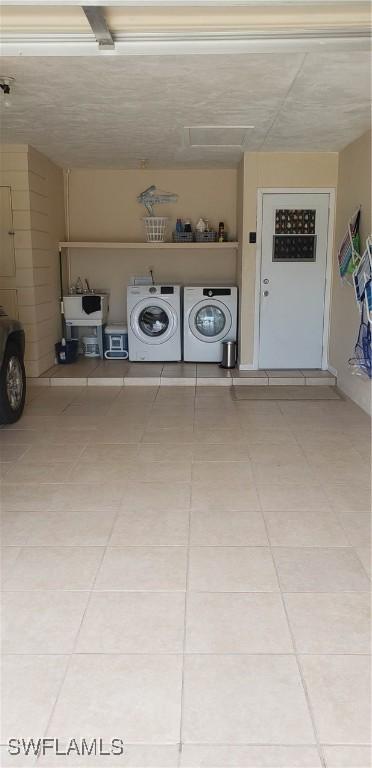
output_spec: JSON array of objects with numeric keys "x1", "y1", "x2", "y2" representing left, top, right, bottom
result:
[
  {"x1": 131, "y1": 298, "x2": 178, "y2": 345},
  {"x1": 189, "y1": 299, "x2": 232, "y2": 343}
]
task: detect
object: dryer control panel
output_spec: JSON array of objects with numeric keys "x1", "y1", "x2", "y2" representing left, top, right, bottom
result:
[{"x1": 203, "y1": 288, "x2": 232, "y2": 297}]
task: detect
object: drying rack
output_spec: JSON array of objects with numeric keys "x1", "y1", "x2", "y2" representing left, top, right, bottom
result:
[
  {"x1": 349, "y1": 235, "x2": 372, "y2": 379},
  {"x1": 337, "y1": 206, "x2": 361, "y2": 286}
]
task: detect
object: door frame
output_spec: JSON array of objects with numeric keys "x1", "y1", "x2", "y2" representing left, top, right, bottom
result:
[{"x1": 252, "y1": 187, "x2": 336, "y2": 371}]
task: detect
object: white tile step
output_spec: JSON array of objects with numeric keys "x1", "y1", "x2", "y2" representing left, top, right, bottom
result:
[{"x1": 30, "y1": 369, "x2": 336, "y2": 387}]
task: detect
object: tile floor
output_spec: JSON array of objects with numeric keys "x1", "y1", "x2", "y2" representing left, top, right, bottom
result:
[
  {"x1": 0, "y1": 384, "x2": 371, "y2": 768},
  {"x1": 37, "y1": 359, "x2": 337, "y2": 388}
]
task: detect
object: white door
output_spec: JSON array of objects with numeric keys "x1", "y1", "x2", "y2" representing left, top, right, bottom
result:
[
  {"x1": 0, "y1": 187, "x2": 15, "y2": 277},
  {"x1": 259, "y1": 193, "x2": 330, "y2": 369}
]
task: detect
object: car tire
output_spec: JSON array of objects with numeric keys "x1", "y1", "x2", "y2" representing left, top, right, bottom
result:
[{"x1": 0, "y1": 340, "x2": 26, "y2": 424}]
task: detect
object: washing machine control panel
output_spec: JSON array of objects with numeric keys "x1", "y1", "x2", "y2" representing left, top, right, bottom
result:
[
  {"x1": 203, "y1": 288, "x2": 232, "y2": 297},
  {"x1": 145, "y1": 286, "x2": 175, "y2": 294}
]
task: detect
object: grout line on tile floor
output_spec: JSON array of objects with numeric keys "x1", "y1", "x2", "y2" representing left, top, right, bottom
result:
[
  {"x1": 1, "y1": 544, "x2": 358, "y2": 550},
  {"x1": 260, "y1": 506, "x2": 328, "y2": 768},
  {"x1": 248, "y1": 450, "x2": 328, "y2": 768},
  {"x1": 3, "y1": 651, "x2": 371, "y2": 657},
  {"x1": 2, "y1": 586, "x2": 370, "y2": 595},
  {"x1": 177, "y1": 393, "x2": 196, "y2": 766},
  {"x1": 354, "y1": 550, "x2": 372, "y2": 580},
  {"x1": 38, "y1": 486, "x2": 125, "y2": 751}
]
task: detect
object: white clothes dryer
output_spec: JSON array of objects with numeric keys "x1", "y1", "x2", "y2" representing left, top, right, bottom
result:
[{"x1": 183, "y1": 286, "x2": 238, "y2": 362}]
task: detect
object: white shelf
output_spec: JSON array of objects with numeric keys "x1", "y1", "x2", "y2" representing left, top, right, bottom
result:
[{"x1": 59, "y1": 241, "x2": 239, "y2": 250}]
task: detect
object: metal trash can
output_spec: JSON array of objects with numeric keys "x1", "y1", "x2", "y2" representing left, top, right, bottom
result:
[{"x1": 220, "y1": 340, "x2": 236, "y2": 369}]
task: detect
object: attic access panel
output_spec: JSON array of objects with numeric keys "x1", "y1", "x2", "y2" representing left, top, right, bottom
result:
[{"x1": 186, "y1": 125, "x2": 254, "y2": 147}]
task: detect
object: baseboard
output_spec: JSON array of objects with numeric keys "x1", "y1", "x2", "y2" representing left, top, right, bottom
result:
[{"x1": 327, "y1": 364, "x2": 338, "y2": 376}]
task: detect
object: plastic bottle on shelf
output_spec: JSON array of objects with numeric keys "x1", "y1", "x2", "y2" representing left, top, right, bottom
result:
[
  {"x1": 75, "y1": 277, "x2": 84, "y2": 294},
  {"x1": 196, "y1": 218, "x2": 207, "y2": 233},
  {"x1": 218, "y1": 222, "x2": 225, "y2": 242}
]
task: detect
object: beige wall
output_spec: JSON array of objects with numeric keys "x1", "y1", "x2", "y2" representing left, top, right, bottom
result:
[
  {"x1": 67, "y1": 169, "x2": 238, "y2": 321},
  {"x1": 238, "y1": 151, "x2": 339, "y2": 366},
  {"x1": 0, "y1": 144, "x2": 28, "y2": 319},
  {"x1": 329, "y1": 131, "x2": 371, "y2": 413},
  {"x1": 0, "y1": 144, "x2": 65, "y2": 376}
]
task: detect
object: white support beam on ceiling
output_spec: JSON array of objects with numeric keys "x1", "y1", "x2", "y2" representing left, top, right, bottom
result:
[
  {"x1": 82, "y1": 5, "x2": 114, "y2": 48},
  {"x1": 2, "y1": 34, "x2": 370, "y2": 56}
]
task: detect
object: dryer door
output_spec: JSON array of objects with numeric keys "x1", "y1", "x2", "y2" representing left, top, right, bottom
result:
[
  {"x1": 189, "y1": 299, "x2": 232, "y2": 343},
  {"x1": 131, "y1": 298, "x2": 178, "y2": 345}
]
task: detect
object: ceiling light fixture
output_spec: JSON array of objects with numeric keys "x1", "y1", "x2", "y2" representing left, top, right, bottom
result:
[{"x1": 0, "y1": 76, "x2": 15, "y2": 108}]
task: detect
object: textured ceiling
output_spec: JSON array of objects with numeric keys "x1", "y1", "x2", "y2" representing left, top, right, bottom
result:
[{"x1": 1, "y1": 51, "x2": 371, "y2": 168}]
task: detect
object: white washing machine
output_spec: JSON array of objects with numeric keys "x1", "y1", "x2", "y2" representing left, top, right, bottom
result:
[
  {"x1": 127, "y1": 284, "x2": 181, "y2": 361},
  {"x1": 183, "y1": 286, "x2": 238, "y2": 362}
]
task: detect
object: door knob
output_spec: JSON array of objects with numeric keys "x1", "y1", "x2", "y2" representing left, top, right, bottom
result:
[{"x1": 263, "y1": 290, "x2": 269, "y2": 297}]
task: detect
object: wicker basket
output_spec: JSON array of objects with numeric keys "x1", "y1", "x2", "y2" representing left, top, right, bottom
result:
[
  {"x1": 172, "y1": 231, "x2": 194, "y2": 242},
  {"x1": 143, "y1": 217, "x2": 169, "y2": 243},
  {"x1": 195, "y1": 230, "x2": 217, "y2": 242}
]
